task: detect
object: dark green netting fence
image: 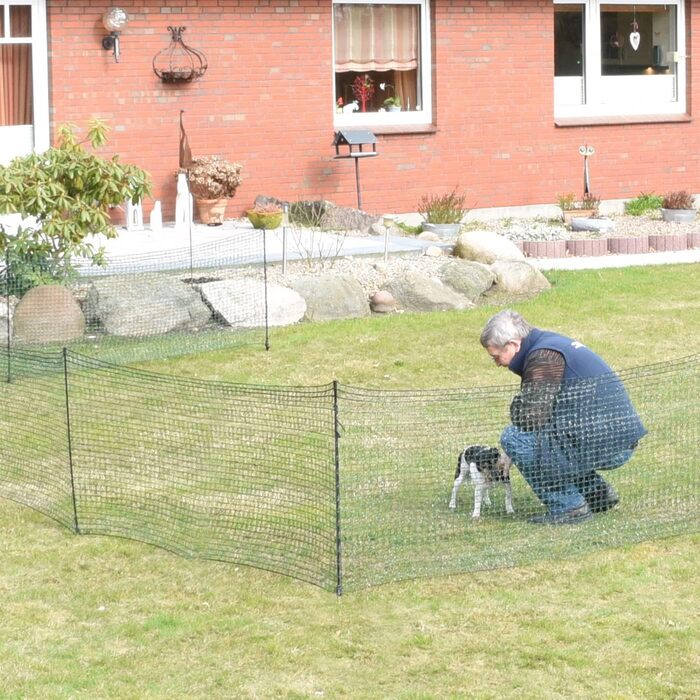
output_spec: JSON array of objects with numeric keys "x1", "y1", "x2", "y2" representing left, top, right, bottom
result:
[{"x1": 2, "y1": 348, "x2": 698, "y2": 592}]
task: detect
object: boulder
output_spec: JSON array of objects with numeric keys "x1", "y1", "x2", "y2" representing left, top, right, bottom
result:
[
  {"x1": 382, "y1": 270, "x2": 472, "y2": 312},
  {"x1": 370, "y1": 290, "x2": 397, "y2": 314},
  {"x1": 291, "y1": 274, "x2": 370, "y2": 322},
  {"x1": 439, "y1": 260, "x2": 495, "y2": 301},
  {"x1": 454, "y1": 230, "x2": 525, "y2": 264},
  {"x1": 85, "y1": 276, "x2": 212, "y2": 338},
  {"x1": 570, "y1": 217, "x2": 616, "y2": 233},
  {"x1": 490, "y1": 261, "x2": 551, "y2": 297},
  {"x1": 13, "y1": 285, "x2": 85, "y2": 343},
  {"x1": 200, "y1": 278, "x2": 305, "y2": 327}
]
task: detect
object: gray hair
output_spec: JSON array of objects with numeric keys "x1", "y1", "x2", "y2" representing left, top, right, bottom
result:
[{"x1": 480, "y1": 309, "x2": 533, "y2": 348}]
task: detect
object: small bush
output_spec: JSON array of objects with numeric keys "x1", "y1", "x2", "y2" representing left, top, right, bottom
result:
[
  {"x1": 418, "y1": 188, "x2": 468, "y2": 224},
  {"x1": 662, "y1": 190, "x2": 695, "y2": 210},
  {"x1": 557, "y1": 193, "x2": 577, "y2": 211},
  {"x1": 625, "y1": 192, "x2": 664, "y2": 216},
  {"x1": 289, "y1": 200, "x2": 327, "y2": 227}
]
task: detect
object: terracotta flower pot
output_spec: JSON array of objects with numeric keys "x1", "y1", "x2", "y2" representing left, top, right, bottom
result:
[{"x1": 194, "y1": 197, "x2": 228, "y2": 225}]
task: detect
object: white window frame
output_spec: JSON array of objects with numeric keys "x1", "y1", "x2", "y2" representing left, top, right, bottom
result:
[
  {"x1": 0, "y1": 0, "x2": 50, "y2": 164},
  {"x1": 554, "y1": 0, "x2": 686, "y2": 119},
  {"x1": 332, "y1": 0, "x2": 432, "y2": 127}
]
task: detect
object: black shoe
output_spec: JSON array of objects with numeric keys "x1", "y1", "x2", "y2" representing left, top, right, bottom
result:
[
  {"x1": 528, "y1": 503, "x2": 593, "y2": 526},
  {"x1": 587, "y1": 483, "x2": 619, "y2": 513}
]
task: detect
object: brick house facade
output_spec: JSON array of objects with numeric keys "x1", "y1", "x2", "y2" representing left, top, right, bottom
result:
[{"x1": 2, "y1": 0, "x2": 698, "y2": 220}]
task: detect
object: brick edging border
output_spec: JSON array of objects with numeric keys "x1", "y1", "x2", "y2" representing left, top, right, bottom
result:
[{"x1": 521, "y1": 232, "x2": 700, "y2": 258}]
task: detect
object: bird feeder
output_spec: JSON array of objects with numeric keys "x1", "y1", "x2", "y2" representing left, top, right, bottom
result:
[{"x1": 332, "y1": 130, "x2": 378, "y2": 210}]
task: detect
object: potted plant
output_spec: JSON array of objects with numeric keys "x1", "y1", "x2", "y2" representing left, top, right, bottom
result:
[
  {"x1": 187, "y1": 156, "x2": 243, "y2": 225},
  {"x1": 661, "y1": 190, "x2": 696, "y2": 223},
  {"x1": 558, "y1": 192, "x2": 600, "y2": 223},
  {"x1": 417, "y1": 188, "x2": 469, "y2": 238},
  {"x1": 383, "y1": 96, "x2": 402, "y2": 112},
  {"x1": 246, "y1": 203, "x2": 284, "y2": 230}
]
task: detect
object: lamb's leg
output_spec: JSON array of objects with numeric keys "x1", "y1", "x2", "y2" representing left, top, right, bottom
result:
[
  {"x1": 449, "y1": 472, "x2": 465, "y2": 510},
  {"x1": 472, "y1": 484, "x2": 484, "y2": 518}
]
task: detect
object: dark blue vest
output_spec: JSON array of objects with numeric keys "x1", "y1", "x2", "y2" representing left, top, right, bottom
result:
[{"x1": 509, "y1": 329, "x2": 647, "y2": 469}]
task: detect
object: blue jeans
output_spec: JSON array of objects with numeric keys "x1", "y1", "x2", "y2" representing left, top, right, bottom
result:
[{"x1": 501, "y1": 425, "x2": 634, "y2": 514}]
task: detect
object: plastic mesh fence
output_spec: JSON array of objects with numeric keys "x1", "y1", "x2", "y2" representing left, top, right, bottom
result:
[
  {"x1": 1, "y1": 349, "x2": 699, "y2": 592},
  {"x1": 1, "y1": 226, "x2": 271, "y2": 365}
]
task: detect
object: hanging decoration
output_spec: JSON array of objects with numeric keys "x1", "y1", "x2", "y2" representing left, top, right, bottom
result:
[
  {"x1": 629, "y1": 7, "x2": 641, "y2": 52},
  {"x1": 153, "y1": 26, "x2": 208, "y2": 83}
]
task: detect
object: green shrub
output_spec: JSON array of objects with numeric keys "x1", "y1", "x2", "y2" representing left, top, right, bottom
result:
[{"x1": 624, "y1": 192, "x2": 664, "y2": 216}]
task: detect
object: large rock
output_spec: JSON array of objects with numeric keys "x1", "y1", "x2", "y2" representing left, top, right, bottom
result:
[
  {"x1": 290, "y1": 274, "x2": 369, "y2": 322},
  {"x1": 454, "y1": 230, "x2": 525, "y2": 264},
  {"x1": 439, "y1": 260, "x2": 495, "y2": 301},
  {"x1": 13, "y1": 285, "x2": 85, "y2": 343},
  {"x1": 85, "y1": 276, "x2": 212, "y2": 337},
  {"x1": 490, "y1": 261, "x2": 551, "y2": 297},
  {"x1": 382, "y1": 270, "x2": 472, "y2": 312},
  {"x1": 200, "y1": 278, "x2": 305, "y2": 327}
]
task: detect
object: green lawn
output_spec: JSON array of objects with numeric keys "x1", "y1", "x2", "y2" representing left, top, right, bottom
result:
[{"x1": 2, "y1": 264, "x2": 700, "y2": 698}]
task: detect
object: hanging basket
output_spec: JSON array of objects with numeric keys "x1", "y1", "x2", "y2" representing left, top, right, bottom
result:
[{"x1": 153, "y1": 26, "x2": 207, "y2": 83}]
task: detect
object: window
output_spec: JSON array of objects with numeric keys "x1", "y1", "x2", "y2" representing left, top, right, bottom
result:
[
  {"x1": 333, "y1": 0, "x2": 432, "y2": 126},
  {"x1": 0, "y1": 0, "x2": 48, "y2": 163},
  {"x1": 554, "y1": 0, "x2": 686, "y2": 118}
]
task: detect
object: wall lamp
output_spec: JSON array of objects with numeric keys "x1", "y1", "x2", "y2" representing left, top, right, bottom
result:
[{"x1": 101, "y1": 7, "x2": 129, "y2": 63}]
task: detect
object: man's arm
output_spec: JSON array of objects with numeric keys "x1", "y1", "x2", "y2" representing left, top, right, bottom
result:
[{"x1": 510, "y1": 349, "x2": 566, "y2": 430}]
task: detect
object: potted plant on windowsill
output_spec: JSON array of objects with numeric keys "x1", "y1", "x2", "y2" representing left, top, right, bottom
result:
[
  {"x1": 246, "y1": 203, "x2": 284, "y2": 230},
  {"x1": 382, "y1": 96, "x2": 402, "y2": 112},
  {"x1": 661, "y1": 190, "x2": 696, "y2": 223},
  {"x1": 417, "y1": 187, "x2": 469, "y2": 239},
  {"x1": 187, "y1": 156, "x2": 242, "y2": 225}
]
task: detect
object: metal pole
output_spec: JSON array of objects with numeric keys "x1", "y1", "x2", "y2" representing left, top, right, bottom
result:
[
  {"x1": 62, "y1": 348, "x2": 80, "y2": 534},
  {"x1": 354, "y1": 157, "x2": 362, "y2": 210},
  {"x1": 262, "y1": 227, "x2": 270, "y2": 351},
  {"x1": 332, "y1": 379, "x2": 343, "y2": 596},
  {"x1": 282, "y1": 203, "x2": 288, "y2": 275}
]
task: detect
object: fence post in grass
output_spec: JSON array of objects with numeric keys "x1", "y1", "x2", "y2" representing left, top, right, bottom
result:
[
  {"x1": 333, "y1": 380, "x2": 343, "y2": 596},
  {"x1": 62, "y1": 348, "x2": 80, "y2": 534},
  {"x1": 263, "y1": 226, "x2": 270, "y2": 351},
  {"x1": 3, "y1": 248, "x2": 11, "y2": 383}
]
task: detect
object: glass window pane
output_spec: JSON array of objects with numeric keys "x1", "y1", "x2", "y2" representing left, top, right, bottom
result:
[
  {"x1": 0, "y1": 44, "x2": 34, "y2": 126},
  {"x1": 334, "y1": 4, "x2": 421, "y2": 113},
  {"x1": 555, "y1": 5, "x2": 584, "y2": 77},
  {"x1": 601, "y1": 5, "x2": 676, "y2": 76},
  {"x1": 10, "y1": 5, "x2": 31, "y2": 38}
]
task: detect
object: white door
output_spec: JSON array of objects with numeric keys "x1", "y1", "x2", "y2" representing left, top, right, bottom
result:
[{"x1": 0, "y1": 0, "x2": 49, "y2": 165}]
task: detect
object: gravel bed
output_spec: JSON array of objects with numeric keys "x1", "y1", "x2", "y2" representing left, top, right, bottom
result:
[{"x1": 476, "y1": 213, "x2": 700, "y2": 242}]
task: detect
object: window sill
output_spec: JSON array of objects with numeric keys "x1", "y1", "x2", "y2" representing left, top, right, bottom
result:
[
  {"x1": 555, "y1": 114, "x2": 691, "y2": 127},
  {"x1": 334, "y1": 122, "x2": 437, "y2": 136}
]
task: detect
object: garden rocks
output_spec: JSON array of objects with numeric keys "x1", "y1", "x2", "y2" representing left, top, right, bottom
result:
[
  {"x1": 490, "y1": 261, "x2": 551, "y2": 296},
  {"x1": 200, "y1": 278, "x2": 306, "y2": 327},
  {"x1": 439, "y1": 260, "x2": 495, "y2": 302},
  {"x1": 381, "y1": 270, "x2": 473, "y2": 313},
  {"x1": 291, "y1": 274, "x2": 370, "y2": 322},
  {"x1": 13, "y1": 285, "x2": 85, "y2": 343},
  {"x1": 453, "y1": 230, "x2": 525, "y2": 264},
  {"x1": 86, "y1": 276, "x2": 211, "y2": 337},
  {"x1": 369, "y1": 290, "x2": 397, "y2": 313},
  {"x1": 570, "y1": 217, "x2": 616, "y2": 234}
]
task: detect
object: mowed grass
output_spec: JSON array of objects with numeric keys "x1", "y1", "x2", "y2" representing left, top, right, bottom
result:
[{"x1": 2, "y1": 263, "x2": 700, "y2": 698}]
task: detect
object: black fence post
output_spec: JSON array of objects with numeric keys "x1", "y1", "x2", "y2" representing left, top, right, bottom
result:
[
  {"x1": 62, "y1": 348, "x2": 80, "y2": 534},
  {"x1": 3, "y1": 248, "x2": 11, "y2": 384},
  {"x1": 333, "y1": 380, "x2": 343, "y2": 596},
  {"x1": 263, "y1": 226, "x2": 270, "y2": 351}
]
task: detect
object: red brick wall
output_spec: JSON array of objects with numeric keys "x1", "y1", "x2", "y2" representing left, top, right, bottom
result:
[{"x1": 46, "y1": 1, "x2": 700, "y2": 220}]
